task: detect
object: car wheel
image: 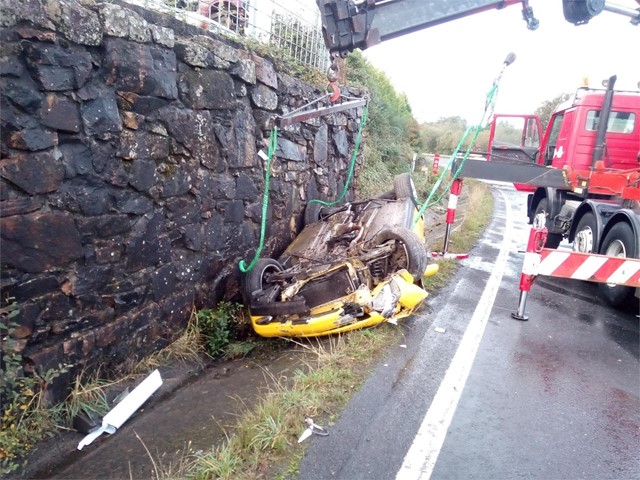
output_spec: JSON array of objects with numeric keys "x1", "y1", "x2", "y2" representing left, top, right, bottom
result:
[
  {"x1": 394, "y1": 173, "x2": 418, "y2": 204},
  {"x1": 374, "y1": 227, "x2": 428, "y2": 280},
  {"x1": 303, "y1": 202, "x2": 323, "y2": 226},
  {"x1": 243, "y1": 258, "x2": 283, "y2": 304},
  {"x1": 534, "y1": 198, "x2": 562, "y2": 248},
  {"x1": 573, "y1": 212, "x2": 597, "y2": 253},
  {"x1": 598, "y1": 222, "x2": 636, "y2": 307}
]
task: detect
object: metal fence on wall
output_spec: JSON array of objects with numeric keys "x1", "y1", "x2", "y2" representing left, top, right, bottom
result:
[{"x1": 123, "y1": 0, "x2": 330, "y2": 70}]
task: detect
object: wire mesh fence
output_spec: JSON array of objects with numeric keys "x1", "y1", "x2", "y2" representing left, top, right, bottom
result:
[{"x1": 122, "y1": 0, "x2": 330, "y2": 70}]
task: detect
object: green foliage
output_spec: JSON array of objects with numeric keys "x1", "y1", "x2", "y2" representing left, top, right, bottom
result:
[
  {"x1": 535, "y1": 93, "x2": 571, "y2": 129},
  {"x1": 0, "y1": 299, "x2": 68, "y2": 475},
  {"x1": 345, "y1": 51, "x2": 420, "y2": 197},
  {"x1": 196, "y1": 302, "x2": 242, "y2": 357}
]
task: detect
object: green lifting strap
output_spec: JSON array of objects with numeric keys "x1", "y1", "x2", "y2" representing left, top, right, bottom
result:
[
  {"x1": 308, "y1": 105, "x2": 369, "y2": 207},
  {"x1": 413, "y1": 82, "x2": 500, "y2": 227},
  {"x1": 238, "y1": 127, "x2": 278, "y2": 273}
]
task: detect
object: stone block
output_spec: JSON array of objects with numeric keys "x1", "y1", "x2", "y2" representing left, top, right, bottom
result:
[
  {"x1": 1, "y1": 212, "x2": 83, "y2": 272},
  {"x1": 81, "y1": 93, "x2": 123, "y2": 136},
  {"x1": 59, "y1": 142, "x2": 95, "y2": 178},
  {"x1": 160, "y1": 108, "x2": 220, "y2": 166},
  {"x1": 0, "y1": 151, "x2": 64, "y2": 195},
  {"x1": 113, "y1": 190, "x2": 153, "y2": 215},
  {"x1": 235, "y1": 173, "x2": 258, "y2": 200},
  {"x1": 6, "y1": 127, "x2": 58, "y2": 151},
  {"x1": 179, "y1": 70, "x2": 236, "y2": 110},
  {"x1": 224, "y1": 199, "x2": 245, "y2": 223},
  {"x1": 117, "y1": 129, "x2": 171, "y2": 160},
  {"x1": 126, "y1": 213, "x2": 172, "y2": 272},
  {"x1": 104, "y1": 38, "x2": 177, "y2": 100},
  {"x1": 250, "y1": 84, "x2": 278, "y2": 111},
  {"x1": 253, "y1": 55, "x2": 277, "y2": 88},
  {"x1": 39, "y1": 93, "x2": 81, "y2": 133},
  {"x1": 0, "y1": 197, "x2": 42, "y2": 217},
  {"x1": 97, "y1": 3, "x2": 151, "y2": 43},
  {"x1": 129, "y1": 159, "x2": 157, "y2": 192}
]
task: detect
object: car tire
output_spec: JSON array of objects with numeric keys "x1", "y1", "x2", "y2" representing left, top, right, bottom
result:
[
  {"x1": 598, "y1": 222, "x2": 636, "y2": 307},
  {"x1": 374, "y1": 227, "x2": 428, "y2": 280},
  {"x1": 534, "y1": 198, "x2": 562, "y2": 249},
  {"x1": 303, "y1": 202, "x2": 323, "y2": 226},
  {"x1": 394, "y1": 173, "x2": 418, "y2": 204},
  {"x1": 243, "y1": 258, "x2": 283, "y2": 304}
]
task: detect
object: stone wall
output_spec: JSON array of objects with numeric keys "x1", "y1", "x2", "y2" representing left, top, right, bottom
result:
[{"x1": 0, "y1": 0, "x2": 363, "y2": 397}]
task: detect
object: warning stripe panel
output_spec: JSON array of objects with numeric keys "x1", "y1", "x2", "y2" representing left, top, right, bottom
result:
[{"x1": 539, "y1": 250, "x2": 640, "y2": 287}]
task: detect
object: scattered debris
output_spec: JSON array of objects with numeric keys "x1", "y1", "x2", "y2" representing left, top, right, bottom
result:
[
  {"x1": 297, "y1": 417, "x2": 329, "y2": 443},
  {"x1": 77, "y1": 370, "x2": 163, "y2": 450}
]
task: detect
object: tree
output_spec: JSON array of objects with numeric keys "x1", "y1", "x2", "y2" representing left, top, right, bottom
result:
[{"x1": 535, "y1": 93, "x2": 571, "y2": 129}]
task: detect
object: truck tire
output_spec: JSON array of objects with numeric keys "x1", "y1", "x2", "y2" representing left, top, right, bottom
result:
[
  {"x1": 394, "y1": 173, "x2": 418, "y2": 204},
  {"x1": 573, "y1": 212, "x2": 597, "y2": 253},
  {"x1": 598, "y1": 222, "x2": 636, "y2": 307},
  {"x1": 374, "y1": 227, "x2": 428, "y2": 280},
  {"x1": 534, "y1": 198, "x2": 562, "y2": 248},
  {"x1": 243, "y1": 258, "x2": 283, "y2": 304}
]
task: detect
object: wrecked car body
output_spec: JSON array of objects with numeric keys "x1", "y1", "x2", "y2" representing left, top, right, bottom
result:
[{"x1": 242, "y1": 174, "x2": 436, "y2": 337}]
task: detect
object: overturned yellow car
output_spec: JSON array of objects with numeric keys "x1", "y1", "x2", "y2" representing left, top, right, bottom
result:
[{"x1": 242, "y1": 174, "x2": 437, "y2": 337}]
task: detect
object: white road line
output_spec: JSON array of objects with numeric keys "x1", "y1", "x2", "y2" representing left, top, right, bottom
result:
[{"x1": 396, "y1": 189, "x2": 514, "y2": 480}]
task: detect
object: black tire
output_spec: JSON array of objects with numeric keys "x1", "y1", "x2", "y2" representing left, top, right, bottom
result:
[
  {"x1": 242, "y1": 258, "x2": 283, "y2": 304},
  {"x1": 598, "y1": 222, "x2": 636, "y2": 307},
  {"x1": 394, "y1": 173, "x2": 418, "y2": 204},
  {"x1": 373, "y1": 227, "x2": 428, "y2": 280},
  {"x1": 534, "y1": 198, "x2": 562, "y2": 249},
  {"x1": 303, "y1": 202, "x2": 323, "y2": 226},
  {"x1": 573, "y1": 212, "x2": 597, "y2": 253}
]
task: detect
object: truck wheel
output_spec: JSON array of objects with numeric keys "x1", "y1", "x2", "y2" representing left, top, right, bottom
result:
[
  {"x1": 394, "y1": 173, "x2": 418, "y2": 204},
  {"x1": 243, "y1": 258, "x2": 283, "y2": 304},
  {"x1": 573, "y1": 212, "x2": 597, "y2": 253},
  {"x1": 534, "y1": 198, "x2": 562, "y2": 248},
  {"x1": 598, "y1": 222, "x2": 636, "y2": 307},
  {"x1": 374, "y1": 227, "x2": 428, "y2": 280}
]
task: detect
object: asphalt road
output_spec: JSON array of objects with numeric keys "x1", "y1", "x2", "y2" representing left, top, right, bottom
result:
[{"x1": 299, "y1": 183, "x2": 639, "y2": 480}]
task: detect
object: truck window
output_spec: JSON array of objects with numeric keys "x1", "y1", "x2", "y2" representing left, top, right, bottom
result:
[
  {"x1": 544, "y1": 113, "x2": 564, "y2": 165},
  {"x1": 585, "y1": 110, "x2": 636, "y2": 134}
]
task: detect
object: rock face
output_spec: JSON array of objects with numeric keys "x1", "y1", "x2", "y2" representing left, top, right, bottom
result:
[{"x1": 0, "y1": 0, "x2": 365, "y2": 399}]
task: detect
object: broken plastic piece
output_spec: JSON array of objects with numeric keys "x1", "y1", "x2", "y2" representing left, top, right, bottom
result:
[
  {"x1": 77, "y1": 369, "x2": 163, "y2": 450},
  {"x1": 298, "y1": 417, "x2": 329, "y2": 443}
]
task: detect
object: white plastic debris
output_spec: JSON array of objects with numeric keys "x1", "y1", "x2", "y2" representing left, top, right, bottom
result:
[
  {"x1": 77, "y1": 369, "x2": 163, "y2": 450},
  {"x1": 434, "y1": 327, "x2": 446, "y2": 334},
  {"x1": 297, "y1": 417, "x2": 328, "y2": 443}
]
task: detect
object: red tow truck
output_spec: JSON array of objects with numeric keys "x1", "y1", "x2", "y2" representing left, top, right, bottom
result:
[{"x1": 483, "y1": 76, "x2": 640, "y2": 306}]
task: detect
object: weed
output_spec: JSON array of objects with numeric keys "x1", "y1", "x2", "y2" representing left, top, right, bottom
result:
[
  {"x1": 196, "y1": 302, "x2": 242, "y2": 357},
  {"x1": 0, "y1": 299, "x2": 68, "y2": 475}
]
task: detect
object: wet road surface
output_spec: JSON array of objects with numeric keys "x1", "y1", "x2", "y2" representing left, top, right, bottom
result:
[{"x1": 299, "y1": 183, "x2": 639, "y2": 479}]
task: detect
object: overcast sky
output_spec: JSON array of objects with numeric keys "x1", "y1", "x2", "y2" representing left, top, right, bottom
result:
[{"x1": 362, "y1": 1, "x2": 639, "y2": 124}]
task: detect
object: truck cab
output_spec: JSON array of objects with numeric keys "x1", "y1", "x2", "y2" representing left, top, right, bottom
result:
[{"x1": 543, "y1": 89, "x2": 639, "y2": 171}]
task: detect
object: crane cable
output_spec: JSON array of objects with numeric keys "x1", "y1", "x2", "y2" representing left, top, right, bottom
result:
[{"x1": 239, "y1": 105, "x2": 368, "y2": 272}]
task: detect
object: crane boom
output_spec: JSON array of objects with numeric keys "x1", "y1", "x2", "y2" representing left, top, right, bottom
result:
[{"x1": 317, "y1": 0, "x2": 538, "y2": 56}]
